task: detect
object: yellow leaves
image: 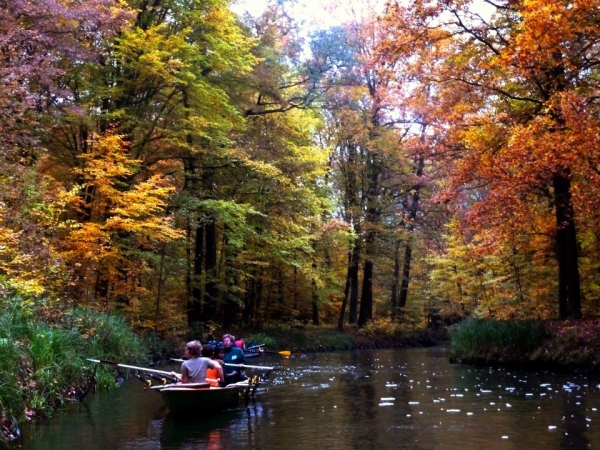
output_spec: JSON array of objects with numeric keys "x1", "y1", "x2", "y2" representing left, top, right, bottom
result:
[
  {"x1": 0, "y1": 203, "x2": 51, "y2": 296},
  {"x1": 0, "y1": 221, "x2": 44, "y2": 294},
  {"x1": 60, "y1": 132, "x2": 183, "y2": 302},
  {"x1": 65, "y1": 222, "x2": 110, "y2": 262},
  {"x1": 73, "y1": 134, "x2": 179, "y2": 239}
]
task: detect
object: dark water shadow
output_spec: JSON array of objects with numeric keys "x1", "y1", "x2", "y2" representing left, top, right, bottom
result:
[{"x1": 160, "y1": 407, "x2": 243, "y2": 447}]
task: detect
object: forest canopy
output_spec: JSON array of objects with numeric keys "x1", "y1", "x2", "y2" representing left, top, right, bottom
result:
[{"x1": 2, "y1": 0, "x2": 600, "y2": 342}]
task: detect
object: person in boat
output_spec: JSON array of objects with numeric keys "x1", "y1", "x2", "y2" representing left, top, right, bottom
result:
[
  {"x1": 214, "y1": 343, "x2": 225, "y2": 363},
  {"x1": 222, "y1": 333, "x2": 247, "y2": 385},
  {"x1": 235, "y1": 337, "x2": 246, "y2": 350},
  {"x1": 170, "y1": 340, "x2": 225, "y2": 385},
  {"x1": 206, "y1": 344, "x2": 224, "y2": 387}
]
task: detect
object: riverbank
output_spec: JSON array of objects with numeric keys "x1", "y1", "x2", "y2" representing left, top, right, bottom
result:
[
  {"x1": 236, "y1": 322, "x2": 449, "y2": 355},
  {"x1": 448, "y1": 317, "x2": 600, "y2": 373},
  {"x1": 0, "y1": 304, "x2": 146, "y2": 450}
]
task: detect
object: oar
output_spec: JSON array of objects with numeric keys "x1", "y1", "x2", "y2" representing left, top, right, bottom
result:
[
  {"x1": 170, "y1": 358, "x2": 277, "y2": 371},
  {"x1": 224, "y1": 362, "x2": 277, "y2": 370},
  {"x1": 245, "y1": 344, "x2": 265, "y2": 350},
  {"x1": 244, "y1": 349, "x2": 291, "y2": 357},
  {"x1": 87, "y1": 358, "x2": 180, "y2": 378}
]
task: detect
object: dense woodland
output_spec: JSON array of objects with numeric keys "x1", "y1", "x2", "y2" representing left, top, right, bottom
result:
[{"x1": 2, "y1": 0, "x2": 600, "y2": 343}]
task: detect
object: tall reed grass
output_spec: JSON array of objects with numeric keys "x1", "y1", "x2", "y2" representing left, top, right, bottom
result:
[
  {"x1": 0, "y1": 295, "x2": 146, "y2": 447},
  {"x1": 449, "y1": 318, "x2": 547, "y2": 363}
]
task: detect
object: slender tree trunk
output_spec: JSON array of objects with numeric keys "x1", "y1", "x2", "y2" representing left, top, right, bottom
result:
[
  {"x1": 398, "y1": 242, "x2": 412, "y2": 309},
  {"x1": 358, "y1": 258, "x2": 373, "y2": 327},
  {"x1": 293, "y1": 266, "x2": 298, "y2": 310},
  {"x1": 263, "y1": 267, "x2": 279, "y2": 320},
  {"x1": 338, "y1": 251, "x2": 352, "y2": 331},
  {"x1": 188, "y1": 220, "x2": 203, "y2": 324},
  {"x1": 223, "y1": 236, "x2": 238, "y2": 329},
  {"x1": 253, "y1": 278, "x2": 263, "y2": 327},
  {"x1": 358, "y1": 145, "x2": 381, "y2": 328},
  {"x1": 553, "y1": 170, "x2": 581, "y2": 319},
  {"x1": 311, "y1": 262, "x2": 319, "y2": 325},
  {"x1": 344, "y1": 141, "x2": 362, "y2": 325},
  {"x1": 185, "y1": 220, "x2": 193, "y2": 318},
  {"x1": 390, "y1": 239, "x2": 401, "y2": 319},
  {"x1": 241, "y1": 277, "x2": 254, "y2": 326},
  {"x1": 202, "y1": 219, "x2": 218, "y2": 321},
  {"x1": 154, "y1": 243, "x2": 166, "y2": 332},
  {"x1": 348, "y1": 234, "x2": 361, "y2": 324}
]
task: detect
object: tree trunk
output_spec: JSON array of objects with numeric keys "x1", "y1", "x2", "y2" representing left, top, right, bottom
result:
[
  {"x1": 293, "y1": 266, "x2": 298, "y2": 310},
  {"x1": 254, "y1": 277, "x2": 263, "y2": 327},
  {"x1": 398, "y1": 241, "x2": 412, "y2": 309},
  {"x1": 223, "y1": 236, "x2": 238, "y2": 329},
  {"x1": 390, "y1": 239, "x2": 401, "y2": 319},
  {"x1": 154, "y1": 243, "x2": 166, "y2": 332},
  {"x1": 241, "y1": 277, "x2": 255, "y2": 326},
  {"x1": 398, "y1": 155, "x2": 424, "y2": 312},
  {"x1": 202, "y1": 219, "x2": 218, "y2": 321},
  {"x1": 357, "y1": 144, "x2": 382, "y2": 328},
  {"x1": 358, "y1": 258, "x2": 373, "y2": 327},
  {"x1": 553, "y1": 171, "x2": 581, "y2": 319},
  {"x1": 348, "y1": 241, "x2": 361, "y2": 324},
  {"x1": 338, "y1": 251, "x2": 352, "y2": 331},
  {"x1": 188, "y1": 220, "x2": 203, "y2": 325},
  {"x1": 311, "y1": 262, "x2": 319, "y2": 325}
]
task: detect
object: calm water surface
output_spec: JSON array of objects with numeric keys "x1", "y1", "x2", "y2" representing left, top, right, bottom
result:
[{"x1": 14, "y1": 347, "x2": 600, "y2": 449}]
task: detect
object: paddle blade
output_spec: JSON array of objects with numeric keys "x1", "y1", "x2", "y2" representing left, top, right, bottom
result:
[{"x1": 278, "y1": 350, "x2": 291, "y2": 357}]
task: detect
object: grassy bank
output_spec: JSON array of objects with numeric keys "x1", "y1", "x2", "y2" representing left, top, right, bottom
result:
[
  {"x1": 449, "y1": 317, "x2": 600, "y2": 371},
  {"x1": 0, "y1": 297, "x2": 146, "y2": 449},
  {"x1": 240, "y1": 318, "x2": 448, "y2": 354}
]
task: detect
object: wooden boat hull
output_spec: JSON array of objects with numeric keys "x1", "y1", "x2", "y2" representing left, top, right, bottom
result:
[{"x1": 159, "y1": 384, "x2": 240, "y2": 414}]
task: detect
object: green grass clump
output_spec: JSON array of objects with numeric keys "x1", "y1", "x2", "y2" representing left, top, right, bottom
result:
[
  {"x1": 0, "y1": 295, "x2": 146, "y2": 447},
  {"x1": 245, "y1": 333, "x2": 278, "y2": 349},
  {"x1": 449, "y1": 318, "x2": 547, "y2": 364}
]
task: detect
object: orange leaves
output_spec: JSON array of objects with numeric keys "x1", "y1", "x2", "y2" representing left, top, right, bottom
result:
[
  {"x1": 71, "y1": 133, "x2": 181, "y2": 242},
  {"x1": 57, "y1": 132, "x2": 183, "y2": 310},
  {"x1": 375, "y1": 0, "x2": 600, "y2": 318},
  {"x1": 505, "y1": 0, "x2": 596, "y2": 75}
]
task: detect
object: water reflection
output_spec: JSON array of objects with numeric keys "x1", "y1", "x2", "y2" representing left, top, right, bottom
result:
[
  {"x1": 160, "y1": 409, "x2": 241, "y2": 448},
  {"x1": 15, "y1": 348, "x2": 600, "y2": 450}
]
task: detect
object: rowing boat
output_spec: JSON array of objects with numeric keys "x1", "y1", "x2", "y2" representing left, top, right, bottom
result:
[
  {"x1": 156, "y1": 378, "x2": 262, "y2": 415},
  {"x1": 86, "y1": 358, "x2": 273, "y2": 415},
  {"x1": 158, "y1": 383, "x2": 239, "y2": 414}
]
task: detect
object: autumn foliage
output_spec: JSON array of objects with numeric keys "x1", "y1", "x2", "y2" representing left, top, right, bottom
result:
[{"x1": 3, "y1": 0, "x2": 600, "y2": 341}]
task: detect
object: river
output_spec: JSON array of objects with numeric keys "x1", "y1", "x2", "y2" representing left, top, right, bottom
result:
[{"x1": 13, "y1": 347, "x2": 600, "y2": 449}]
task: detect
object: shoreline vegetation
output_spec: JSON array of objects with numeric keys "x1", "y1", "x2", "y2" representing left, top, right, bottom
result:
[
  {"x1": 3, "y1": 312, "x2": 600, "y2": 449},
  {"x1": 448, "y1": 317, "x2": 600, "y2": 372}
]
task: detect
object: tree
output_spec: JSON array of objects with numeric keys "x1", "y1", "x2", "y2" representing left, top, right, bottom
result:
[
  {"x1": 37, "y1": 0, "x2": 257, "y2": 327},
  {"x1": 0, "y1": 0, "x2": 133, "y2": 298},
  {"x1": 317, "y1": 1, "x2": 424, "y2": 328},
  {"x1": 379, "y1": 0, "x2": 600, "y2": 319}
]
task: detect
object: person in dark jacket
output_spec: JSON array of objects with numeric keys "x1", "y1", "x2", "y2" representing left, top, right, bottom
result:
[{"x1": 222, "y1": 334, "x2": 247, "y2": 384}]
